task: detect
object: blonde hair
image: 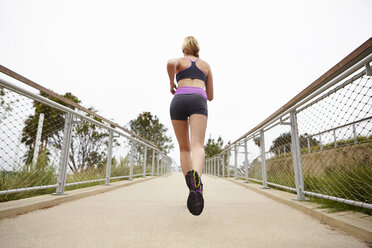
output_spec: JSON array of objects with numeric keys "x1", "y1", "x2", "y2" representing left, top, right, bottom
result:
[{"x1": 182, "y1": 36, "x2": 200, "y2": 58}]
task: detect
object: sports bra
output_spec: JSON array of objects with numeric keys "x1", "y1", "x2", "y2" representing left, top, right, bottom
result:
[{"x1": 176, "y1": 57, "x2": 207, "y2": 83}]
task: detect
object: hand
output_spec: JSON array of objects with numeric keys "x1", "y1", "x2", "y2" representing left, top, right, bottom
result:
[{"x1": 170, "y1": 82, "x2": 177, "y2": 95}]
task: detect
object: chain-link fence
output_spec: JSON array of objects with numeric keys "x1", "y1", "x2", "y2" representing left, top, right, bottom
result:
[
  {"x1": 204, "y1": 39, "x2": 372, "y2": 210},
  {"x1": 0, "y1": 70, "x2": 172, "y2": 202}
]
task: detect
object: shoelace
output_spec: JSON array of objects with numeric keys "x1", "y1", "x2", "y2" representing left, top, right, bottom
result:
[{"x1": 193, "y1": 171, "x2": 200, "y2": 189}]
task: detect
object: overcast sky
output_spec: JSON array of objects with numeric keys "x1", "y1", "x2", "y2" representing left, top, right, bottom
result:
[{"x1": 1, "y1": 0, "x2": 371, "y2": 165}]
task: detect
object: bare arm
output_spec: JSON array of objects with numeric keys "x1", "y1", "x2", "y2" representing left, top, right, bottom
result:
[
  {"x1": 205, "y1": 65, "x2": 213, "y2": 101},
  {"x1": 167, "y1": 58, "x2": 178, "y2": 94}
]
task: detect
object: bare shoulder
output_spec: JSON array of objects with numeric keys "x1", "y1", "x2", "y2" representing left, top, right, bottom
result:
[
  {"x1": 167, "y1": 57, "x2": 179, "y2": 66},
  {"x1": 177, "y1": 57, "x2": 190, "y2": 69},
  {"x1": 198, "y1": 58, "x2": 212, "y2": 74}
]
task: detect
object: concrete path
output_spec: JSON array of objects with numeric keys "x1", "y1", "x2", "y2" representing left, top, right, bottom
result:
[{"x1": 0, "y1": 173, "x2": 369, "y2": 248}]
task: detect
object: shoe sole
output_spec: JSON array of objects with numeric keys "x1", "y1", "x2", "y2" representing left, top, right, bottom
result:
[{"x1": 187, "y1": 190, "x2": 204, "y2": 216}]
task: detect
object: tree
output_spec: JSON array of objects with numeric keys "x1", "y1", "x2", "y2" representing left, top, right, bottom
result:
[
  {"x1": 0, "y1": 87, "x2": 19, "y2": 124},
  {"x1": 128, "y1": 112, "x2": 173, "y2": 155},
  {"x1": 67, "y1": 108, "x2": 114, "y2": 173},
  {"x1": 270, "y1": 132, "x2": 319, "y2": 155},
  {"x1": 204, "y1": 135, "x2": 224, "y2": 158},
  {"x1": 22, "y1": 92, "x2": 116, "y2": 173},
  {"x1": 253, "y1": 136, "x2": 260, "y2": 148},
  {"x1": 270, "y1": 132, "x2": 291, "y2": 155},
  {"x1": 22, "y1": 92, "x2": 81, "y2": 165}
]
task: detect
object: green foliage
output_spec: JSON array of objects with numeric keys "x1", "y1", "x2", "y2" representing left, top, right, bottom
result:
[
  {"x1": 269, "y1": 132, "x2": 319, "y2": 155},
  {"x1": 110, "y1": 156, "x2": 130, "y2": 177},
  {"x1": 21, "y1": 92, "x2": 81, "y2": 164},
  {"x1": 68, "y1": 109, "x2": 112, "y2": 173},
  {"x1": 204, "y1": 135, "x2": 224, "y2": 158},
  {"x1": 322, "y1": 135, "x2": 372, "y2": 150},
  {"x1": 128, "y1": 111, "x2": 173, "y2": 155},
  {"x1": 305, "y1": 157, "x2": 372, "y2": 215},
  {"x1": 0, "y1": 153, "x2": 149, "y2": 202},
  {"x1": 0, "y1": 151, "x2": 57, "y2": 202},
  {"x1": 252, "y1": 140, "x2": 372, "y2": 215},
  {"x1": 21, "y1": 92, "x2": 117, "y2": 174},
  {"x1": 0, "y1": 87, "x2": 19, "y2": 123},
  {"x1": 253, "y1": 137, "x2": 260, "y2": 147}
]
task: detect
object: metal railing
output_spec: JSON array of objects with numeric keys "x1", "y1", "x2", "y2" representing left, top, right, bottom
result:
[
  {"x1": 0, "y1": 66, "x2": 172, "y2": 201},
  {"x1": 204, "y1": 38, "x2": 372, "y2": 210}
]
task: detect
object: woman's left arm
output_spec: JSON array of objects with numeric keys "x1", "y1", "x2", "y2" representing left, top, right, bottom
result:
[{"x1": 167, "y1": 58, "x2": 178, "y2": 94}]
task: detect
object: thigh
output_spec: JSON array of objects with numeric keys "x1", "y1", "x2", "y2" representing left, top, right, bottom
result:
[
  {"x1": 189, "y1": 114, "x2": 207, "y2": 147},
  {"x1": 170, "y1": 95, "x2": 188, "y2": 120},
  {"x1": 172, "y1": 120, "x2": 190, "y2": 150}
]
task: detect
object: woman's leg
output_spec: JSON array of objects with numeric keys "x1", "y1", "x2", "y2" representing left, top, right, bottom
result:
[
  {"x1": 189, "y1": 114, "x2": 207, "y2": 176},
  {"x1": 171, "y1": 120, "x2": 192, "y2": 175}
]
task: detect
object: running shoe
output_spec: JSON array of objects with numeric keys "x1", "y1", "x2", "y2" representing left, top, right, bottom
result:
[{"x1": 185, "y1": 170, "x2": 204, "y2": 215}]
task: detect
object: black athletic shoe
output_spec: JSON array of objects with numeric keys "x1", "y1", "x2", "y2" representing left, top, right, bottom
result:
[{"x1": 185, "y1": 170, "x2": 204, "y2": 216}]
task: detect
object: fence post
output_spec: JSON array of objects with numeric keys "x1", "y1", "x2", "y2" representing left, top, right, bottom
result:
[
  {"x1": 152, "y1": 149, "x2": 155, "y2": 176},
  {"x1": 129, "y1": 142, "x2": 134, "y2": 181},
  {"x1": 105, "y1": 130, "x2": 113, "y2": 185},
  {"x1": 307, "y1": 137, "x2": 311, "y2": 154},
  {"x1": 32, "y1": 113, "x2": 44, "y2": 167},
  {"x1": 260, "y1": 129, "x2": 269, "y2": 189},
  {"x1": 157, "y1": 153, "x2": 160, "y2": 176},
  {"x1": 290, "y1": 110, "x2": 305, "y2": 200},
  {"x1": 353, "y1": 123, "x2": 357, "y2": 144},
  {"x1": 13, "y1": 133, "x2": 22, "y2": 169},
  {"x1": 222, "y1": 153, "x2": 225, "y2": 177},
  {"x1": 217, "y1": 156, "x2": 220, "y2": 177},
  {"x1": 234, "y1": 144, "x2": 238, "y2": 180},
  {"x1": 212, "y1": 158, "x2": 215, "y2": 176},
  {"x1": 55, "y1": 112, "x2": 73, "y2": 195},
  {"x1": 143, "y1": 146, "x2": 147, "y2": 177},
  {"x1": 333, "y1": 129, "x2": 337, "y2": 148},
  {"x1": 244, "y1": 138, "x2": 249, "y2": 183},
  {"x1": 227, "y1": 150, "x2": 230, "y2": 178}
]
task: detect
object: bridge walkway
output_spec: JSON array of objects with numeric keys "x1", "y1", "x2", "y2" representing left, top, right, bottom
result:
[{"x1": 0, "y1": 173, "x2": 369, "y2": 248}]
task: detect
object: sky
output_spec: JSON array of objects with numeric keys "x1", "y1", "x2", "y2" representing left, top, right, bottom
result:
[{"x1": 0, "y1": 0, "x2": 371, "y2": 166}]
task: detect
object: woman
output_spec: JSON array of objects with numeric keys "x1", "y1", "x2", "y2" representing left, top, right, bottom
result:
[{"x1": 167, "y1": 36, "x2": 213, "y2": 216}]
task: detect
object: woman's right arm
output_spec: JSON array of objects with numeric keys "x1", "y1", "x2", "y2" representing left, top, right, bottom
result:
[
  {"x1": 206, "y1": 64, "x2": 214, "y2": 101},
  {"x1": 167, "y1": 58, "x2": 178, "y2": 94}
]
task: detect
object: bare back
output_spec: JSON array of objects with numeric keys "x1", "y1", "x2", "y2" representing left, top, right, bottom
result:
[{"x1": 176, "y1": 56, "x2": 210, "y2": 90}]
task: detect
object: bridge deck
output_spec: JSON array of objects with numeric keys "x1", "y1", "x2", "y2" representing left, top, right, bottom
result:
[{"x1": 0, "y1": 173, "x2": 368, "y2": 248}]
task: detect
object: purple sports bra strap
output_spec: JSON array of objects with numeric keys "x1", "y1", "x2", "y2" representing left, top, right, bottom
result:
[{"x1": 187, "y1": 56, "x2": 198, "y2": 63}]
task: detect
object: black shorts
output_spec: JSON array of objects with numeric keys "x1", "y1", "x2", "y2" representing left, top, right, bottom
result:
[{"x1": 170, "y1": 94, "x2": 208, "y2": 120}]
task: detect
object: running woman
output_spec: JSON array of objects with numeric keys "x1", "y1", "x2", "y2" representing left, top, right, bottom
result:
[{"x1": 167, "y1": 36, "x2": 214, "y2": 215}]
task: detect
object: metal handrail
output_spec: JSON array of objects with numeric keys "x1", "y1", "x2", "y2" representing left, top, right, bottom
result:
[
  {"x1": 205, "y1": 38, "x2": 372, "y2": 210},
  {"x1": 0, "y1": 77, "x2": 161, "y2": 152},
  {"x1": 0, "y1": 64, "x2": 158, "y2": 149},
  {"x1": 0, "y1": 68, "x2": 173, "y2": 196},
  {"x1": 220, "y1": 38, "x2": 372, "y2": 153}
]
